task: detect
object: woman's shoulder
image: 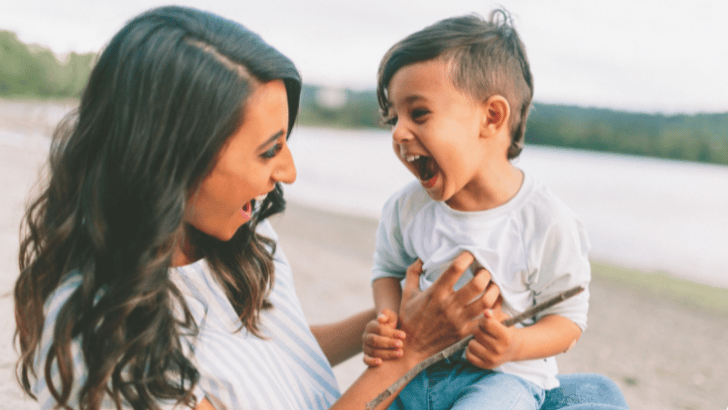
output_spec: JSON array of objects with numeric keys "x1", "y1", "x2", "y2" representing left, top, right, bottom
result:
[
  {"x1": 256, "y1": 219, "x2": 279, "y2": 242},
  {"x1": 43, "y1": 271, "x2": 83, "y2": 317}
]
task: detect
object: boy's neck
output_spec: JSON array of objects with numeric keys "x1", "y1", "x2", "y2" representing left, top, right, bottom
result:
[{"x1": 445, "y1": 164, "x2": 524, "y2": 212}]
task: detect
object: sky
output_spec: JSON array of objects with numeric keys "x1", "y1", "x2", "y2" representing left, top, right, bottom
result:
[{"x1": 2, "y1": 0, "x2": 727, "y2": 114}]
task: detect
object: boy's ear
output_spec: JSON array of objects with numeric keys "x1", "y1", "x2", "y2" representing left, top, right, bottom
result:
[{"x1": 482, "y1": 95, "x2": 510, "y2": 134}]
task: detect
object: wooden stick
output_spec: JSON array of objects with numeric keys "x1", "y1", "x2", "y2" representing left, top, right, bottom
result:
[{"x1": 365, "y1": 285, "x2": 585, "y2": 410}]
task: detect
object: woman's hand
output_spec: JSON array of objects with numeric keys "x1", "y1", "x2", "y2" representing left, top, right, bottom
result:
[
  {"x1": 330, "y1": 251, "x2": 502, "y2": 409},
  {"x1": 396, "y1": 252, "x2": 500, "y2": 364}
]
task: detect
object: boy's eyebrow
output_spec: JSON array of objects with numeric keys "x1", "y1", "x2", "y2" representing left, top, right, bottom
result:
[
  {"x1": 257, "y1": 130, "x2": 285, "y2": 151},
  {"x1": 389, "y1": 94, "x2": 428, "y2": 107}
]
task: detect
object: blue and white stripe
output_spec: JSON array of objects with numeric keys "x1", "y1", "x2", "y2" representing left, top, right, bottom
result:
[{"x1": 33, "y1": 221, "x2": 340, "y2": 409}]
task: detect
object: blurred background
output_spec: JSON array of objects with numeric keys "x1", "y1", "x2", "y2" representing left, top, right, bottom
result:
[{"x1": 1, "y1": 1, "x2": 727, "y2": 409}]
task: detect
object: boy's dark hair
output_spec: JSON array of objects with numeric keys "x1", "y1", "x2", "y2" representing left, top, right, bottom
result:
[{"x1": 377, "y1": 9, "x2": 533, "y2": 159}]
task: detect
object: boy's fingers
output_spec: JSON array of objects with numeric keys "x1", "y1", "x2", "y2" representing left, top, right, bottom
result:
[
  {"x1": 363, "y1": 347, "x2": 404, "y2": 361},
  {"x1": 363, "y1": 355, "x2": 382, "y2": 367},
  {"x1": 363, "y1": 333, "x2": 405, "y2": 350},
  {"x1": 465, "y1": 341, "x2": 498, "y2": 370},
  {"x1": 478, "y1": 310, "x2": 508, "y2": 339},
  {"x1": 377, "y1": 308, "x2": 398, "y2": 325}
]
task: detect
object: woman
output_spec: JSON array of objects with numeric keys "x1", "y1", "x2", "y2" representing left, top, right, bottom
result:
[{"x1": 15, "y1": 6, "x2": 626, "y2": 409}]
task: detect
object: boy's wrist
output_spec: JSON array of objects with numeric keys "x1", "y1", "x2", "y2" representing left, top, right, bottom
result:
[{"x1": 511, "y1": 327, "x2": 526, "y2": 362}]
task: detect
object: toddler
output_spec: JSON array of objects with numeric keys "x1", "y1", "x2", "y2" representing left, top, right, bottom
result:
[{"x1": 366, "y1": 10, "x2": 591, "y2": 410}]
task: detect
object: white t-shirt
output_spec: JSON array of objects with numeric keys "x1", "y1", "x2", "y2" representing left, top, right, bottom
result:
[
  {"x1": 34, "y1": 221, "x2": 340, "y2": 409},
  {"x1": 372, "y1": 173, "x2": 591, "y2": 389}
]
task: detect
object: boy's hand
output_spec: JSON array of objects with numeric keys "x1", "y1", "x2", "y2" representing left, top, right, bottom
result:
[
  {"x1": 465, "y1": 308, "x2": 521, "y2": 369},
  {"x1": 362, "y1": 308, "x2": 406, "y2": 367}
]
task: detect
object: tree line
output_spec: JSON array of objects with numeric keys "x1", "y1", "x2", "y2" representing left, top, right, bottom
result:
[
  {"x1": 2, "y1": 30, "x2": 726, "y2": 165},
  {"x1": 298, "y1": 85, "x2": 728, "y2": 166},
  {"x1": 0, "y1": 31, "x2": 95, "y2": 98}
]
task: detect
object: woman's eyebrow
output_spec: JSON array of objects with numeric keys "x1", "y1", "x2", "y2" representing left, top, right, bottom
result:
[{"x1": 257, "y1": 130, "x2": 285, "y2": 151}]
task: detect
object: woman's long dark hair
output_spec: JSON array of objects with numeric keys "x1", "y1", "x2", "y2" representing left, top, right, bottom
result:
[{"x1": 15, "y1": 6, "x2": 301, "y2": 409}]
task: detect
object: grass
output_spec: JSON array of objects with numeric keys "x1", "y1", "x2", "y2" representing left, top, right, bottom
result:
[{"x1": 591, "y1": 261, "x2": 728, "y2": 316}]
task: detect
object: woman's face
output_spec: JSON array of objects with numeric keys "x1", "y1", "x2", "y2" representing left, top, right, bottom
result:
[{"x1": 185, "y1": 79, "x2": 296, "y2": 242}]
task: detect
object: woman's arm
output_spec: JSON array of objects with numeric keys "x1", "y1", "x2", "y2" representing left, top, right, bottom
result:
[
  {"x1": 310, "y1": 308, "x2": 377, "y2": 367},
  {"x1": 194, "y1": 398, "x2": 216, "y2": 410}
]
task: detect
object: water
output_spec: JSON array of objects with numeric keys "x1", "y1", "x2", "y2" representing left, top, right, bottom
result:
[
  {"x1": 3, "y1": 119, "x2": 726, "y2": 288},
  {"x1": 286, "y1": 126, "x2": 728, "y2": 288}
]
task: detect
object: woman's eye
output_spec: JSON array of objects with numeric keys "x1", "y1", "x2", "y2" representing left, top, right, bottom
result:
[{"x1": 261, "y1": 143, "x2": 282, "y2": 159}]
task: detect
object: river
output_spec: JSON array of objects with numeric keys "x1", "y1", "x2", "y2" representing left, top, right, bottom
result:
[{"x1": 285, "y1": 126, "x2": 728, "y2": 288}]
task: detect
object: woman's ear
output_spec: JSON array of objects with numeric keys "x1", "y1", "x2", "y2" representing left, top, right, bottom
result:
[{"x1": 482, "y1": 95, "x2": 510, "y2": 135}]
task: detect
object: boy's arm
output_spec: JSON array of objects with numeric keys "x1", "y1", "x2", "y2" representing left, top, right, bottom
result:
[
  {"x1": 466, "y1": 312, "x2": 581, "y2": 369},
  {"x1": 373, "y1": 276, "x2": 403, "y2": 315},
  {"x1": 364, "y1": 277, "x2": 407, "y2": 365}
]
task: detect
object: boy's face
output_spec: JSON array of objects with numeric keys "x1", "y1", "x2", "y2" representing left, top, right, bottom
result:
[{"x1": 386, "y1": 59, "x2": 489, "y2": 206}]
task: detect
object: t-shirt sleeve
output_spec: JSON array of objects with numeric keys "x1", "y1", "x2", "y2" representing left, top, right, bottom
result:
[
  {"x1": 371, "y1": 193, "x2": 415, "y2": 283},
  {"x1": 528, "y1": 211, "x2": 591, "y2": 331}
]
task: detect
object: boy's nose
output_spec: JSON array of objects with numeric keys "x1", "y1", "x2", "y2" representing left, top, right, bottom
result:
[{"x1": 391, "y1": 120, "x2": 412, "y2": 144}]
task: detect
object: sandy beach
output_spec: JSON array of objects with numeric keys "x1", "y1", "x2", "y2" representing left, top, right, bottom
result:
[{"x1": 2, "y1": 99, "x2": 727, "y2": 409}]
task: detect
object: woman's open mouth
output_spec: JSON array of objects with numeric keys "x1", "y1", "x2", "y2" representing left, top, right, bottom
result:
[
  {"x1": 405, "y1": 154, "x2": 438, "y2": 188},
  {"x1": 240, "y1": 202, "x2": 252, "y2": 222}
]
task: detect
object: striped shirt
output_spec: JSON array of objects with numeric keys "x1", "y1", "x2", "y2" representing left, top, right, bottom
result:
[{"x1": 33, "y1": 221, "x2": 341, "y2": 409}]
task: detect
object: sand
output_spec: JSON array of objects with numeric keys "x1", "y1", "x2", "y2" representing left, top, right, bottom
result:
[{"x1": 2, "y1": 99, "x2": 727, "y2": 409}]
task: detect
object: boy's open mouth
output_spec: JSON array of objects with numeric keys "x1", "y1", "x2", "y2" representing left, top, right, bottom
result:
[{"x1": 405, "y1": 154, "x2": 439, "y2": 188}]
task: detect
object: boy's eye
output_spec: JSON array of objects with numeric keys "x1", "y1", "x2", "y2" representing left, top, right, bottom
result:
[
  {"x1": 384, "y1": 116, "x2": 398, "y2": 126},
  {"x1": 261, "y1": 143, "x2": 283, "y2": 159},
  {"x1": 411, "y1": 109, "x2": 429, "y2": 120}
]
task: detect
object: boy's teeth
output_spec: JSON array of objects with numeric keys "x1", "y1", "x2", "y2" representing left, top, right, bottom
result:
[{"x1": 405, "y1": 154, "x2": 420, "y2": 163}]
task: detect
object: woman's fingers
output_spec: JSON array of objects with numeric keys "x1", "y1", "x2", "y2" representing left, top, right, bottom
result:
[
  {"x1": 452, "y1": 262, "x2": 492, "y2": 306},
  {"x1": 430, "y1": 252, "x2": 475, "y2": 293},
  {"x1": 401, "y1": 259, "x2": 423, "y2": 302},
  {"x1": 449, "y1": 259, "x2": 503, "y2": 333},
  {"x1": 481, "y1": 280, "x2": 501, "y2": 310}
]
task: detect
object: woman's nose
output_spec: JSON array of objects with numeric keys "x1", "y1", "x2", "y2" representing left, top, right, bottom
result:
[{"x1": 274, "y1": 142, "x2": 296, "y2": 184}]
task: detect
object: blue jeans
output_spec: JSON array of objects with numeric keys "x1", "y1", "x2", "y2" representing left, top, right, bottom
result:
[
  {"x1": 389, "y1": 356, "x2": 545, "y2": 410},
  {"x1": 542, "y1": 373, "x2": 629, "y2": 409},
  {"x1": 389, "y1": 357, "x2": 628, "y2": 410}
]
